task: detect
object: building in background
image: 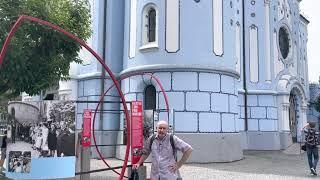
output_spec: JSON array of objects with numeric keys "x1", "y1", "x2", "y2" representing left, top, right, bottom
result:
[
  {"x1": 18, "y1": 0, "x2": 310, "y2": 163},
  {"x1": 308, "y1": 83, "x2": 320, "y2": 127}
]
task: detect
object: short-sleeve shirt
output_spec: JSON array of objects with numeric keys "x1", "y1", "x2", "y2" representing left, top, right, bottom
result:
[
  {"x1": 142, "y1": 133, "x2": 192, "y2": 180},
  {"x1": 304, "y1": 128, "x2": 319, "y2": 146}
]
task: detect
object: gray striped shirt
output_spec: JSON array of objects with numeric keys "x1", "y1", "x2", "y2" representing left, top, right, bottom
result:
[{"x1": 143, "y1": 133, "x2": 192, "y2": 180}]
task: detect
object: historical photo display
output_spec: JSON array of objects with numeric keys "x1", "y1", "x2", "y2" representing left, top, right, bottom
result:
[{"x1": 7, "y1": 100, "x2": 76, "y2": 160}]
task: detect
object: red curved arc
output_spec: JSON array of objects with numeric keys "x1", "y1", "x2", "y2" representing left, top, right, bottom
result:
[
  {"x1": 91, "y1": 72, "x2": 170, "y2": 176},
  {"x1": 0, "y1": 15, "x2": 130, "y2": 180}
]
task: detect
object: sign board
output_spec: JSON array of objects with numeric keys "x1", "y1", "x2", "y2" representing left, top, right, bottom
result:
[
  {"x1": 131, "y1": 101, "x2": 143, "y2": 164},
  {"x1": 82, "y1": 109, "x2": 92, "y2": 147},
  {"x1": 5, "y1": 100, "x2": 76, "y2": 179}
]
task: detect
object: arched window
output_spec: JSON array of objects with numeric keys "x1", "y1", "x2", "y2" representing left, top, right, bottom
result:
[
  {"x1": 11, "y1": 108, "x2": 15, "y2": 119},
  {"x1": 148, "y1": 8, "x2": 156, "y2": 42},
  {"x1": 141, "y1": 4, "x2": 158, "y2": 49},
  {"x1": 144, "y1": 85, "x2": 156, "y2": 110}
]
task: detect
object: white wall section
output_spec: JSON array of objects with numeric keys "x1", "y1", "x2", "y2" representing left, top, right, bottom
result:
[
  {"x1": 166, "y1": 0, "x2": 180, "y2": 52},
  {"x1": 273, "y1": 30, "x2": 284, "y2": 77},
  {"x1": 264, "y1": 2, "x2": 271, "y2": 82},
  {"x1": 249, "y1": 25, "x2": 259, "y2": 83},
  {"x1": 213, "y1": 0, "x2": 223, "y2": 56},
  {"x1": 236, "y1": 22, "x2": 241, "y2": 74},
  {"x1": 129, "y1": 0, "x2": 137, "y2": 58}
]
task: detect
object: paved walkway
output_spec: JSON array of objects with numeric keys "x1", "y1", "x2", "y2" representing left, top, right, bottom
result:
[
  {"x1": 1, "y1": 145, "x2": 316, "y2": 179},
  {"x1": 83, "y1": 150, "x2": 317, "y2": 180}
]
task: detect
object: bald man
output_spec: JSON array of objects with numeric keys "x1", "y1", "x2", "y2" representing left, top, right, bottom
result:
[{"x1": 133, "y1": 120, "x2": 193, "y2": 180}]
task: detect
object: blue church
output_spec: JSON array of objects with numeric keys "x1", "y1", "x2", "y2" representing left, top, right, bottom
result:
[{"x1": 20, "y1": 0, "x2": 310, "y2": 163}]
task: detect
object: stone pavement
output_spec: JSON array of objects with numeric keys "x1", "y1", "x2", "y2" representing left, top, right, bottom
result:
[{"x1": 83, "y1": 150, "x2": 317, "y2": 180}]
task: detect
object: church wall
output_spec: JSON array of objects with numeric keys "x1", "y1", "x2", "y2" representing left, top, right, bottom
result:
[
  {"x1": 123, "y1": 0, "x2": 237, "y2": 69},
  {"x1": 75, "y1": 0, "x2": 125, "y2": 158},
  {"x1": 70, "y1": 0, "x2": 311, "y2": 162},
  {"x1": 116, "y1": 70, "x2": 243, "y2": 162}
]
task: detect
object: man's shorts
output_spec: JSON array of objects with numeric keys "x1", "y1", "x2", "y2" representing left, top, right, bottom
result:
[{"x1": 1, "y1": 148, "x2": 6, "y2": 160}]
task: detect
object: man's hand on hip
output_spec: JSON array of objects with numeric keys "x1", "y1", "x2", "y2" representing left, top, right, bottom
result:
[{"x1": 169, "y1": 162, "x2": 181, "y2": 173}]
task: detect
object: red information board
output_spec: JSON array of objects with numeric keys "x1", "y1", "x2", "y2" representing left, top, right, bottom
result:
[
  {"x1": 131, "y1": 101, "x2": 143, "y2": 164},
  {"x1": 82, "y1": 109, "x2": 92, "y2": 147}
]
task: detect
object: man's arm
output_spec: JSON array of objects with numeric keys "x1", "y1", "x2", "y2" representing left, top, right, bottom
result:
[
  {"x1": 132, "y1": 136, "x2": 152, "y2": 169},
  {"x1": 132, "y1": 154, "x2": 149, "y2": 169},
  {"x1": 177, "y1": 148, "x2": 193, "y2": 168},
  {"x1": 169, "y1": 147, "x2": 193, "y2": 173},
  {"x1": 301, "y1": 123, "x2": 310, "y2": 131}
]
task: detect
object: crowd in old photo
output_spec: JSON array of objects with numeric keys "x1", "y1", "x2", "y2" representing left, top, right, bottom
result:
[{"x1": 8, "y1": 120, "x2": 76, "y2": 158}]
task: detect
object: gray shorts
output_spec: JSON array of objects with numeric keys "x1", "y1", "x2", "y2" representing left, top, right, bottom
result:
[{"x1": 1, "y1": 148, "x2": 6, "y2": 160}]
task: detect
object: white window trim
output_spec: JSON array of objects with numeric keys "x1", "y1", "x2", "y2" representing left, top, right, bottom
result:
[
  {"x1": 139, "y1": 42, "x2": 159, "y2": 51},
  {"x1": 140, "y1": 4, "x2": 159, "y2": 51}
]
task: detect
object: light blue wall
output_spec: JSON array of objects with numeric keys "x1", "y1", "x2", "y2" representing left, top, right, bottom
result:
[
  {"x1": 244, "y1": 0, "x2": 305, "y2": 91},
  {"x1": 78, "y1": 0, "x2": 105, "y2": 75},
  {"x1": 6, "y1": 157, "x2": 75, "y2": 179},
  {"x1": 120, "y1": 72, "x2": 239, "y2": 133},
  {"x1": 76, "y1": 0, "x2": 125, "y2": 158},
  {"x1": 123, "y1": 0, "x2": 237, "y2": 70},
  {"x1": 299, "y1": 17, "x2": 309, "y2": 98},
  {"x1": 105, "y1": 0, "x2": 125, "y2": 73}
]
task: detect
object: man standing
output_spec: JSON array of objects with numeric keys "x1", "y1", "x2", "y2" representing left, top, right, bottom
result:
[
  {"x1": 133, "y1": 120, "x2": 193, "y2": 180},
  {"x1": 302, "y1": 122, "x2": 319, "y2": 176}
]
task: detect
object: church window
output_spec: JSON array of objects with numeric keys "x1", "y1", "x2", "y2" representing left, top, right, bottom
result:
[
  {"x1": 140, "y1": 4, "x2": 158, "y2": 50},
  {"x1": 278, "y1": 26, "x2": 291, "y2": 60},
  {"x1": 144, "y1": 85, "x2": 156, "y2": 110},
  {"x1": 148, "y1": 8, "x2": 156, "y2": 43}
]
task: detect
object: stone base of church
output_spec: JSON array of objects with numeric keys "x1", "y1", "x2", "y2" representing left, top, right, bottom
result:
[
  {"x1": 280, "y1": 131, "x2": 294, "y2": 149},
  {"x1": 243, "y1": 131, "x2": 293, "y2": 150},
  {"x1": 116, "y1": 133, "x2": 243, "y2": 163},
  {"x1": 245, "y1": 131, "x2": 280, "y2": 150}
]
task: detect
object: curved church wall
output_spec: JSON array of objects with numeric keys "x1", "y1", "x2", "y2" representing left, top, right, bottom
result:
[
  {"x1": 117, "y1": 67, "x2": 243, "y2": 162},
  {"x1": 121, "y1": 0, "x2": 243, "y2": 162}
]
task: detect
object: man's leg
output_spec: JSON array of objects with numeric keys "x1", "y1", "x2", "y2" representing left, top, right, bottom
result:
[
  {"x1": 313, "y1": 147, "x2": 319, "y2": 169},
  {"x1": 307, "y1": 148, "x2": 314, "y2": 169}
]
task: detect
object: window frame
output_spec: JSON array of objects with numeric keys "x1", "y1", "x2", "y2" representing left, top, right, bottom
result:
[{"x1": 140, "y1": 4, "x2": 159, "y2": 51}]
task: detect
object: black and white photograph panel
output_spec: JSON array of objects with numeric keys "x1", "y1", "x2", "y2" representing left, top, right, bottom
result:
[
  {"x1": 8, "y1": 151, "x2": 31, "y2": 173},
  {"x1": 7, "y1": 101, "x2": 76, "y2": 158}
]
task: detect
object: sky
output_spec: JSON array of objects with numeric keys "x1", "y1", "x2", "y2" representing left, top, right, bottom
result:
[{"x1": 300, "y1": 0, "x2": 320, "y2": 83}]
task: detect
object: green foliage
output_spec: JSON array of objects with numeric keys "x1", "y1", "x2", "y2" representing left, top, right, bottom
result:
[
  {"x1": 48, "y1": 101, "x2": 75, "y2": 124},
  {"x1": 0, "y1": 0, "x2": 91, "y2": 96}
]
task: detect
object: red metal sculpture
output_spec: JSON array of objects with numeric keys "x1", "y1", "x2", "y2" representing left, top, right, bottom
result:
[
  {"x1": 91, "y1": 73, "x2": 170, "y2": 176},
  {"x1": 0, "y1": 15, "x2": 130, "y2": 180}
]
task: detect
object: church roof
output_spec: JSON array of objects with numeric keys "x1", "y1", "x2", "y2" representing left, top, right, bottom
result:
[{"x1": 300, "y1": 14, "x2": 310, "y2": 24}]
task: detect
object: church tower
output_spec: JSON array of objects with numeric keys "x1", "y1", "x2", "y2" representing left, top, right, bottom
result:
[{"x1": 120, "y1": 0, "x2": 242, "y2": 162}]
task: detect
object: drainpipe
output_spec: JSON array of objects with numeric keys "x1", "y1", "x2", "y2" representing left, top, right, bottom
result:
[
  {"x1": 242, "y1": 0, "x2": 248, "y2": 131},
  {"x1": 100, "y1": 0, "x2": 107, "y2": 130}
]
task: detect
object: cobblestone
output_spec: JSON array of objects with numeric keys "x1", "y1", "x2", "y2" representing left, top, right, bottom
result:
[{"x1": 85, "y1": 150, "x2": 316, "y2": 180}]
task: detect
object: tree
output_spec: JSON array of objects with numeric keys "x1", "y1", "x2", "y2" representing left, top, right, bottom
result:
[
  {"x1": 0, "y1": 0, "x2": 91, "y2": 96},
  {"x1": 48, "y1": 101, "x2": 75, "y2": 124}
]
